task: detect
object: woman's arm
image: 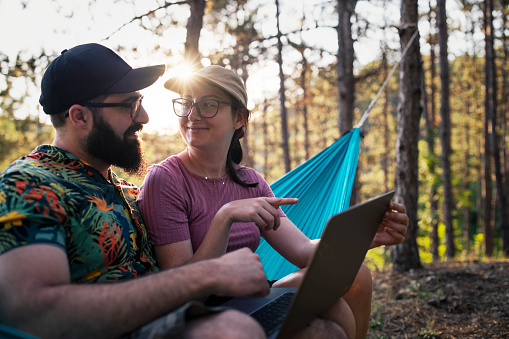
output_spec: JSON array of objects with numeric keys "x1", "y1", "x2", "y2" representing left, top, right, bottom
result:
[
  {"x1": 261, "y1": 201, "x2": 409, "y2": 268},
  {"x1": 261, "y1": 217, "x2": 319, "y2": 269},
  {"x1": 155, "y1": 197, "x2": 299, "y2": 270}
]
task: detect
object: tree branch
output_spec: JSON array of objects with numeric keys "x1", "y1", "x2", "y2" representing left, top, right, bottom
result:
[{"x1": 102, "y1": 0, "x2": 188, "y2": 41}]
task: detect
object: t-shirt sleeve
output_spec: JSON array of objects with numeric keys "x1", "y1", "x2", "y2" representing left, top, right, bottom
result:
[
  {"x1": 138, "y1": 162, "x2": 191, "y2": 246},
  {"x1": 0, "y1": 168, "x2": 67, "y2": 255}
]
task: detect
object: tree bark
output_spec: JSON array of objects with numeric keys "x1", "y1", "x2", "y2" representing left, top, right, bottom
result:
[
  {"x1": 275, "y1": 0, "x2": 291, "y2": 173},
  {"x1": 427, "y1": 5, "x2": 440, "y2": 261},
  {"x1": 336, "y1": 0, "x2": 358, "y2": 205},
  {"x1": 390, "y1": 0, "x2": 423, "y2": 272},
  {"x1": 424, "y1": 13, "x2": 440, "y2": 261},
  {"x1": 484, "y1": 0, "x2": 508, "y2": 255},
  {"x1": 300, "y1": 56, "x2": 310, "y2": 161},
  {"x1": 382, "y1": 49, "x2": 390, "y2": 193},
  {"x1": 184, "y1": 0, "x2": 206, "y2": 67},
  {"x1": 262, "y1": 99, "x2": 269, "y2": 180},
  {"x1": 501, "y1": 1, "x2": 509, "y2": 255},
  {"x1": 437, "y1": 0, "x2": 455, "y2": 259}
]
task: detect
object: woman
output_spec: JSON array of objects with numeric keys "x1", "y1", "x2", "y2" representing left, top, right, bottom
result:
[{"x1": 138, "y1": 65, "x2": 409, "y2": 339}]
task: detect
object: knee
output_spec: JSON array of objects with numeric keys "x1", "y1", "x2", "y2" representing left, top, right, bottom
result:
[
  {"x1": 214, "y1": 310, "x2": 265, "y2": 339},
  {"x1": 188, "y1": 309, "x2": 265, "y2": 339},
  {"x1": 271, "y1": 268, "x2": 307, "y2": 288},
  {"x1": 295, "y1": 317, "x2": 350, "y2": 339},
  {"x1": 350, "y1": 263, "x2": 373, "y2": 298}
]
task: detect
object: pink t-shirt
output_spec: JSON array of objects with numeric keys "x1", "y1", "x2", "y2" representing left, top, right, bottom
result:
[{"x1": 138, "y1": 156, "x2": 284, "y2": 253}]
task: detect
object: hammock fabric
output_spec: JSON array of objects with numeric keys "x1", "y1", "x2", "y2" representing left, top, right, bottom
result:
[{"x1": 255, "y1": 128, "x2": 361, "y2": 280}]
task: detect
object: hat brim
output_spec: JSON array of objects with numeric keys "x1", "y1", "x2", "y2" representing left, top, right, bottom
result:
[
  {"x1": 108, "y1": 64, "x2": 166, "y2": 93},
  {"x1": 164, "y1": 75, "x2": 244, "y2": 104}
]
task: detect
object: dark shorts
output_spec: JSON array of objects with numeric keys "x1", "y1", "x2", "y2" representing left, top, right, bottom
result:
[{"x1": 124, "y1": 301, "x2": 226, "y2": 339}]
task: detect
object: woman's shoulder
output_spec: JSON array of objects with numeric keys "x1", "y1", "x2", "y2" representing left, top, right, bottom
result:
[{"x1": 145, "y1": 155, "x2": 186, "y2": 181}]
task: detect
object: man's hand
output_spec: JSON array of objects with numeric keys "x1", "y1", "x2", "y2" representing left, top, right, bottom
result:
[
  {"x1": 212, "y1": 248, "x2": 269, "y2": 298},
  {"x1": 370, "y1": 202, "x2": 409, "y2": 249}
]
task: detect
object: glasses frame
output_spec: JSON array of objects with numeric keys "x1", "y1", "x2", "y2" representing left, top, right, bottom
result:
[
  {"x1": 172, "y1": 98, "x2": 234, "y2": 118},
  {"x1": 80, "y1": 95, "x2": 144, "y2": 119}
]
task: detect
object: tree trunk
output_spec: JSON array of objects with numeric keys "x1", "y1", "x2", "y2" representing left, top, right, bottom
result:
[
  {"x1": 381, "y1": 48, "x2": 390, "y2": 193},
  {"x1": 275, "y1": 0, "x2": 291, "y2": 173},
  {"x1": 184, "y1": 0, "x2": 205, "y2": 67},
  {"x1": 262, "y1": 99, "x2": 269, "y2": 180},
  {"x1": 482, "y1": 0, "x2": 495, "y2": 256},
  {"x1": 501, "y1": 2, "x2": 509, "y2": 255},
  {"x1": 336, "y1": 0, "x2": 358, "y2": 205},
  {"x1": 426, "y1": 1, "x2": 440, "y2": 261},
  {"x1": 485, "y1": 0, "x2": 509, "y2": 255},
  {"x1": 461, "y1": 61, "x2": 473, "y2": 252},
  {"x1": 240, "y1": 70, "x2": 254, "y2": 168},
  {"x1": 301, "y1": 56, "x2": 310, "y2": 161},
  {"x1": 437, "y1": 0, "x2": 455, "y2": 259},
  {"x1": 390, "y1": 0, "x2": 423, "y2": 272}
]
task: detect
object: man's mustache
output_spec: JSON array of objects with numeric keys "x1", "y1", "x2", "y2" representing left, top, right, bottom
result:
[{"x1": 125, "y1": 123, "x2": 143, "y2": 136}]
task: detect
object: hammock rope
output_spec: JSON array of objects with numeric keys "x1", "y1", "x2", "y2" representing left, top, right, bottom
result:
[{"x1": 355, "y1": 29, "x2": 419, "y2": 129}]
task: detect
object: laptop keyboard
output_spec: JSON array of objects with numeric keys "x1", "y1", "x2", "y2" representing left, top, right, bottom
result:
[{"x1": 250, "y1": 292, "x2": 295, "y2": 335}]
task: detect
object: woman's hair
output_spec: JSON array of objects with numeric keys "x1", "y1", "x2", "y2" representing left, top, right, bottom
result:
[{"x1": 227, "y1": 96, "x2": 258, "y2": 188}]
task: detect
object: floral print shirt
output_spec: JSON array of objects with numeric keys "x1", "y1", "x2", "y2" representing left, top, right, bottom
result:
[{"x1": 0, "y1": 145, "x2": 158, "y2": 282}]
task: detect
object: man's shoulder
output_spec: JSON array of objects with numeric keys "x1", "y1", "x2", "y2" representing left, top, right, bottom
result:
[{"x1": 1, "y1": 146, "x2": 67, "y2": 182}]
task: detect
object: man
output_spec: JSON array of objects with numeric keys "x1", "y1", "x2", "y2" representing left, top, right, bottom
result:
[
  {"x1": 0, "y1": 43, "x2": 359, "y2": 339},
  {"x1": 0, "y1": 43, "x2": 271, "y2": 339}
]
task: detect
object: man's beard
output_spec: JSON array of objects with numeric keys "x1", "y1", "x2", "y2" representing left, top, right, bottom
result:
[{"x1": 86, "y1": 114, "x2": 149, "y2": 177}]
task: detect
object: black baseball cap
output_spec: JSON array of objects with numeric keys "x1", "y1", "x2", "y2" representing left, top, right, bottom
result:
[{"x1": 39, "y1": 43, "x2": 165, "y2": 115}]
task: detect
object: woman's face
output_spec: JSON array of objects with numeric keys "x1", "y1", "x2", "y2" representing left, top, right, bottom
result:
[{"x1": 178, "y1": 82, "x2": 245, "y2": 151}]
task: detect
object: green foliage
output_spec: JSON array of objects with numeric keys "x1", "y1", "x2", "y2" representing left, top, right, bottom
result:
[
  {"x1": 365, "y1": 247, "x2": 392, "y2": 271},
  {"x1": 0, "y1": 116, "x2": 54, "y2": 170},
  {"x1": 0, "y1": 51, "x2": 53, "y2": 170},
  {"x1": 3, "y1": 0, "x2": 509, "y2": 264},
  {"x1": 417, "y1": 325, "x2": 442, "y2": 338}
]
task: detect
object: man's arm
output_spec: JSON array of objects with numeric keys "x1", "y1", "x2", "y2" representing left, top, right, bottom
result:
[{"x1": 0, "y1": 245, "x2": 268, "y2": 339}]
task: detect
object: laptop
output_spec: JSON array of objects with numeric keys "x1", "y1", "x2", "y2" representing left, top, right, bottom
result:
[{"x1": 223, "y1": 190, "x2": 395, "y2": 339}]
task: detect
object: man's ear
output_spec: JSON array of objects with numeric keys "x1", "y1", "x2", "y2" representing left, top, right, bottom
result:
[{"x1": 67, "y1": 104, "x2": 92, "y2": 129}]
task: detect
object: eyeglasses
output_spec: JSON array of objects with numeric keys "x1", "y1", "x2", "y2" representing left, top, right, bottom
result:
[
  {"x1": 172, "y1": 98, "x2": 234, "y2": 118},
  {"x1": 80, "y1": 96, "x2": 144, "y2": 119}
]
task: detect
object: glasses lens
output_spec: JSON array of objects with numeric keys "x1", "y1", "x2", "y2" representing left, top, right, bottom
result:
[
  {"x1": 173, "y1": 99, "x2": 192, "y2": 117},
  {"x1": 132, "y1": 97, "x2": 143, "y2": 119},
  {"x1": 197, "y1": 100, "x2": 219, "y2": 118}
]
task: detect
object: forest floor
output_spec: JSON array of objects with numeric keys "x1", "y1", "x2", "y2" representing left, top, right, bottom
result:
[{"x1": 367, "y1": 260, "x2": 509, "y2": 338}]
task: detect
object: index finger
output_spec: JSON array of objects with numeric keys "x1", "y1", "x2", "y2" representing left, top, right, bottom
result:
[{"x1": 265, "y1": 197, "x2": 299, "y2": 208}]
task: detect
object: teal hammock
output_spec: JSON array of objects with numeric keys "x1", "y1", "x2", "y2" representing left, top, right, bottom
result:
[
  {"x1": 255, "y1": 128, "x2": 361, "y2": 280},
  {"x1": 254, "y1": 30, "x2": 419, "y2": 280}
]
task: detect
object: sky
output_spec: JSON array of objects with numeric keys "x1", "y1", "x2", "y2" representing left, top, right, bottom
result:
[
  {"x1": 0, "y1": 0, "x2": 190, "y2": 134},
  {"x1": 0, "y1": 0, "x2": 472, "y2": 135}
]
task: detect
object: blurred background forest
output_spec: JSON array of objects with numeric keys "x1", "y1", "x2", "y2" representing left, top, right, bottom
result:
[{"x1": 1, "y1": 0, "x2": 508, "y2": 271}]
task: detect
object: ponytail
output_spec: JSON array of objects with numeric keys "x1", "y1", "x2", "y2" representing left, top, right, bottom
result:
[{"x1": 227, "y1": 101, "x2": 258, "y2": 188}]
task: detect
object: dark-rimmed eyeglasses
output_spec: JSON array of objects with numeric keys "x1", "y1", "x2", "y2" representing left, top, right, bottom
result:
[
  {"x1": 80, "y1": 96, "x2": 144, "y2": 119},
  {"x1": 172, "y1": 98, "x2": 234, "y2": 118}
]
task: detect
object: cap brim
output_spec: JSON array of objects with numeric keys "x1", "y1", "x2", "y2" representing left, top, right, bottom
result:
[{"x1": 108, "y1": 64, "x2": 166, "y2": 93}]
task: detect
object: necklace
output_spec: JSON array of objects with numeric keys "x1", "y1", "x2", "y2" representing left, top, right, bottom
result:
[{"x1": 187, "y1": 150, "x2": 228, "y2": 185}]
